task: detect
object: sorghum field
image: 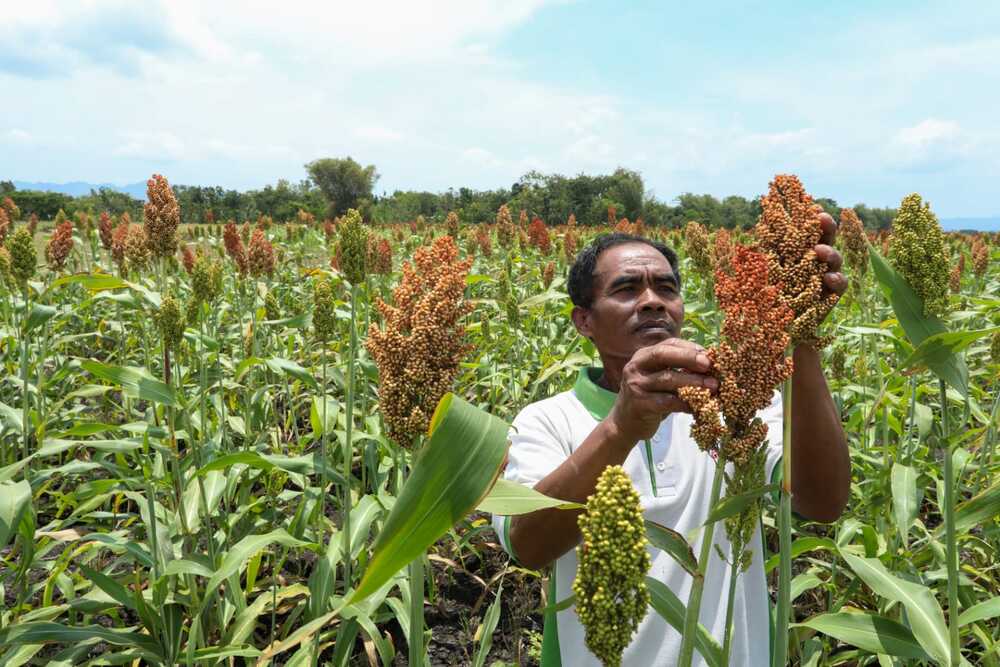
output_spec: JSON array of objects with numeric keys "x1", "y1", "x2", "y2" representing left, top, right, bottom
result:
[{"x1": 0, "y1": 176, "x2": 997, "y2": 666}]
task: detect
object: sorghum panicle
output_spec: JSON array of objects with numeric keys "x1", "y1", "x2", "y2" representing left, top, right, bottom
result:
[
  {"x1": 563, "y1": 228, "x2": 578, "y2": 262},
  {"x1": 0, "y1": 247, "x2": 11, "y2": 287},
  {"x1": 365, "y1": 235, "x2": 473, "y2": 445},
  {"x1": 247, "y1": 228, "x2": 276, "y2": 278},
  {"x1": 181, "y1": 244, "x2": 196, "y2": 274},
  {"x1": 712, "y1": 228, "x2": 734, "y2": 276},
  {"x1": 476, "y1": 225, "x2": 493, "y2": 258},
  {"x1": 143, "y1": 174, "x2": 181, "y2": 260},
  {"x1": 888, "y1": 193, "x2": 949, "y2": 318},
  {"x1": 839, "y1": 208, "x2": 868, "y2": 277},
  {"x1": 366, "y1": 236, "x2": 393, "y2": 275},
  {"x1": 223, "y1": 221, "x2": 248, "y2": 274},
  {"x1": 6, "y1": 226, "x2": 36, "y2": 287},
  {"x1": 1, "y1": 196, "x2": 18, "y2": 222},
  {"x1": 971, "y1": 237, "x2": 989, "y2": 280},
  {"x1": 311, "y1": 277, "x2": 338, "y2": 342},
  {"x1": 45, "y1": 220, "x2": 74, "y2": 271},
  {"x1": 755, "y1": 174, "x2": 839, "y2": 346},
  {"x1": 684, "y1": 221, "x2": 713, "y2": 281},
  {"x1": 573, "y1": 465, "x2": 651, "y2": 667},
  {"x1": 155, "y1": 292, "x2": 186, "y2": 351},
  {"x1": 191, "y1": 252, "x2": 223, "y2": 304},
  {"x1": 528, "y1": 218, "x2": 551, "y2": 255},
  {"x1": 445, "y1": 211, "x2": 460, "y2": 238},
  {"x1": 98, "y1": 211, "x2": 114, "y2": 251},
  {"x1": 337, "y1": 208, "x2": 368, "y2": 285},
  {"x1": 121, "y1": 224, "x2": 150, "y2": 276},
  {"x1": 496, "y1": 205, "x2": 515, "y2": 248},
  {"x1": 542, "y1": 261, "x2": 555, "y2": 288},
  {"x1": 27, "y1": 213, "x2": 38, "y2": 236}
]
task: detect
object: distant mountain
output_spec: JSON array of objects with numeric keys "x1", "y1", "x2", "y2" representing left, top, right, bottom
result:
[
  {"x1": 940, "y1": 217, "x2": 1000, "y2": 232},
  {"x1": 12, "y1": 181, "x2": 147, "y2": 199}
]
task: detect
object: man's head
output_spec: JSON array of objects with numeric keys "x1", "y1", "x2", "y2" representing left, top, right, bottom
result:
[{"x1": 568, "y1": 232, "x2": 684, "y2": 364}]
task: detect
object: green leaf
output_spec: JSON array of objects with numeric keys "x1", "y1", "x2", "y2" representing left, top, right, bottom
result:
[
  {"x1": 80, "y1": 361, "x2": 177, "y2": 406},
  {"x1": 0, "y1": 479, "x2": 32, "y2": 549},
  {"x1": 958, "y1": 596, "x2": 1000, "y2": 627},
  {"x1": 194, "y1": 451, "x2": 345, "y2": 486},
  {"x1": 644, "y1": 520, "x2": 699, "y2": 579},
  {"x1": 0, "y1": 622, "x2": 164, "y2": 661},
  {"x1": 264, "y1": 357, "x2": 318, "y2": 389},
  {"x1": 704, "y1": 483, "x2": 778, "y2": 525},
  {"x1": 349, "y1": 393, "x2": 509, "y2": 605},
  {"x1": 840, "y1": 552, "x2": 951, "y2": 664},
  {"x1": 645, "y1": 577, "x2": 723, "y2": 667},
  {"x1": 946, "y1": 477, "x2": 1000, "y2": 535},
  {"x1": 198, "y1": 529, "x2": 316, "y2": 617},
  {"x1": 890, "y1": 463, "x2": 919, "y2": 542},
  {"x1": 25, "y1": 303, "x2": 58, "y2": 331},
  {"x1": 310, "y1": 395, "x2": 340, "y2": 436},
  {"x1": 902, "y1": 327, "x2": 1000, "y2": 372},
  {"x1": 765, "y1": 537, "x2": 837, "y2": 573},
  {"x1": 476, "y1": 478, "x2": 583, "y2": 515},
  {"x1": 796, "y1": 612, "x2": 930, "y2": 660},
  {"x1": 471, "y1": 583, "x2": 504, "y2": 667},
  {"x1": 868, "y1": 246, "x2": 968, "y2": 396},
  {"x1": 791, "y1": 573, "x2": 824, "y2": 602},
  {"x1": 48, "y1": 273, "x2": 130, "y2": 292}
]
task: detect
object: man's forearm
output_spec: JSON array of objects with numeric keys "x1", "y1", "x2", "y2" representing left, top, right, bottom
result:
[
  {"x1": 509, "y1": 420, "x2": 636, "y2": 570},
  {"x1": 790, "y1": 344, "x2": 850, "y2": 522}
]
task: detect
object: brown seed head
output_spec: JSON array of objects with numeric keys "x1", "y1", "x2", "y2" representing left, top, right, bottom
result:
[
  {"x1": 143, "y1": 174, "x2": 181, "y2": 260},
  {"x1": 45, "y1": 220, "x2": 74, "y2": 271},
  {"x1": 365, "y1": 235, "x2": 473, "y2": 445},
  {"x1": 223, "y1": 221, "x2": 248, "y2": 274},
  {"x1": 247, "y1": 228, "x2": 276, "y2": 278},
  {"x1": 98, "y1": 211, "x2": 114, "y2": 250}
]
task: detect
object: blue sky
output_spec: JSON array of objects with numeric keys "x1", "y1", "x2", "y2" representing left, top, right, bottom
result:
[{"x1": 1, "y1": 1, "x2": 998, "y2": 217}]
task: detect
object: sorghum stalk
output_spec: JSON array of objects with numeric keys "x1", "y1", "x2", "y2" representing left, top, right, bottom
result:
[
  {"x1": 774, "y1": 372, "x2": 793, "y2": 667},
  {"x1": 341, "y1": 282, "x2": 359, "y2": 590},
  {"x1": 678, "y1": 458, "x2": 725, "y2": 667},
  {"x1": 941, "y1": 378, "x2": 960, "y2": 665}
]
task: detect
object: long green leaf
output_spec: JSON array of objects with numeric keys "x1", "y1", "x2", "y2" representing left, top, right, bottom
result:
[
  {"x1": 80, "y1": 360, "x2": 177, "y2": 406},
  {"x1": 645, "y1": 577, "x2": 723, "y2": 667},
  {"x1": 868, "y1": 246, "x2": 968, "y2": 396},
  {"x1": 476, "y1": 478, "x2": 583, "y2": 515},
  {"x1": 48, "y1": 273, "x2": 130, "y2": 292},
  {"x1": 840, "y1": 552, "x2": 951, "y2": 663},
  {"x1": 958, "y1": 597, "x2": 1000, "y2": 627},
  {"x1": 194, "y1": 451, "x2": 345, "y2": 486},
  {"x1": 644, "y1": 520, "x2": 699, "y2": 579},
  {"x1": 0, "y1": 622, "x2": 164, "y2": 661},
  {"x1": 890, "y1": 463, "x2": 919, "y2": 542},
  {"x1": 349, "y1": 393, "x2": 509, "y2": 604},
  {"x1": 902, "y1": 327, "x2": 1000, "y2": 371},
  {"x1": 796, "y1": 612, "x2": 930, "y2": 660},
  {"x1": 471, "y1": 583, "x2": 504, "y2": 667},
  {"x1": 703, "y1": 483, "x2": 778, "y2": 525},
  {"x1": 0, "y1": 479, "x2": 32, "y2": 549}
]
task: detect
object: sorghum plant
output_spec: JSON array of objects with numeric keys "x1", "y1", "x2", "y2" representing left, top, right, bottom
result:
[
  {"x1": 144, "y1": 174, "x2": 181, "y2": 263},
  {"x1": 337, "y1": 208, "x2": 368, "y2": 286},
  {"x1": 573, "y1": 465, "x2": 651, "y2": 667},
  {"x1": 222, "y1": 221, "x2": 248, "y2": 274},
  {"x1": 247, "y1": 228, "x2": 276, "y2": 278},
  {"x1": 888, "y1": 193, "x2": 949, "y2": 318},
  {"x1": 98, "y1": 211, "x2": 114, "y2": 251},
  {"x1": 445, "y1": 211, "x2": 460, "y2": 238},
  {"x1": 44, "y1": 220, "x2": 74, "y2": 272},
  {"x1": 496, "y1": 204, "x2": 515, "y2": 249},
  {"x1": 684, "y1": 221, "x2": 713, "y2": 283}
]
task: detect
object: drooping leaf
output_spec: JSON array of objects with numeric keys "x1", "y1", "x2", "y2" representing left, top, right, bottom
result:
[
  {"x1": 868, "y1": 246, "x2": 968, "y2": 396},
  {"x1": 703, "y1": 483, "x2": 779, "y2": 525},
  {"x1": 0, "y1": 479, "x2": 32, "y2": 549},
  {"x1": 80, "y1": 360, "x2": 177, "y2": 406},
  {"x1": 958, "y1": 596, "x2": 1000, "y2": 627},
  {"x1": 890, "y1": 463, "x2": 919, "y2": 542},
  {"x1": 644, "y1": 520, "x2": 699, "y2": 579},
  {"x1": 840, "y1": 551, "x2": 951, "y2": 664},
  {"x1": 796, "y1": 612, "x2": 930, "y2": 660},
  {"x1": 645, "y1": 576, "x2": 723, "y2": 667},
  {"x1": 349, "y1": 393, "x2": 509, "y2": 604},
  {"x1": 476, "y1": 478, "x2": 582, "y2": 515}
]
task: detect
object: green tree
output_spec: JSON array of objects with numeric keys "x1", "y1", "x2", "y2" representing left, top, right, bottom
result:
[{"x1": 306, "y1": 157, "x2": 379, "y2": 218}]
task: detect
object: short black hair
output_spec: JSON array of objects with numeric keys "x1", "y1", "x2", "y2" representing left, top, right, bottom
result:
[{"x1": 567, "y1": 232, "x2": 681, "y2": 308}]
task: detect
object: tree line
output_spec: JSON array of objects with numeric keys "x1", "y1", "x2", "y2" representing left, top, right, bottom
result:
[{"x1": 1, "y1": 158, "x2": 897, "y2": 230}]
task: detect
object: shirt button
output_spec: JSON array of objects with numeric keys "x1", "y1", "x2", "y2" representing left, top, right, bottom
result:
[{"x1": 656, "y1": 462, "x2": 666, "y2": 471}]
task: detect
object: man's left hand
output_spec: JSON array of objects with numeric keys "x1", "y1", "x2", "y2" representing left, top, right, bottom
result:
[{"x1": 815, "y1": 212, "x2": 847, "y2": 296}]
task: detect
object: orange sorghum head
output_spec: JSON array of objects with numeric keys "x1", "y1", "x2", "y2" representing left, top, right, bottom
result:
[
  {"x1": 496, "y1": 205, "x2": 515, "y2": 248},
  {"x1": 98, "y1": 211, "x2": 114, "y2": 251},
  {"x1": 528, "y1": 217, "x2": 551, "y2": 254},
  {"x1": 223, "y1": 221, "x2": 248, "y2": 274},
  {"x1": 143, "y1": 174, "x2": 180, "y2": 260},
  {"x1": 45, "y1": 220, "x2": 74, "y2": 271},
  {"x1": 713, "y1": 228, "x2": 734, "y2": 276},
  {"x1": 365, "y1": 235, "x2": 473, "y2": 446},
  {"x1": 247, "y1": 228, "x2": 276, "y2": 278},
  {"x1": 181, "y1": 244, "x2": 196, "y2": 274},
  {"x1": 971, "y1": 237, "x2": 989, "y2": 279},
  {"x1": 755, "y1": 174, "x2": 839, "y2": 347},
  {"x1": 839, "y1": 208, "x2": 868, "y2": 277},
  {"x1": 0, "y1": 207, "x2": 9, "y2": 244}
]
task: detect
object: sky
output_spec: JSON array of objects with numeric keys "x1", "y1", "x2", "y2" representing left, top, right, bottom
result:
[{"x1": 1, "y1": 0, "x2": 998, "y2": 217}]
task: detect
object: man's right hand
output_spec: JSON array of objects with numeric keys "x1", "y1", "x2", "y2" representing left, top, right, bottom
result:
[{"x1": 605, "y1": 338, "x2": 718, "y2": 445}]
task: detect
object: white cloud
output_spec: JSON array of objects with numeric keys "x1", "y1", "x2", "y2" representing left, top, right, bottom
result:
[
  {"x1": 4, "y1": 129, "x2": 33, "y2": 144},
  {"x1": 887, "y1": 118, "x2": 971, "y2": 171}
]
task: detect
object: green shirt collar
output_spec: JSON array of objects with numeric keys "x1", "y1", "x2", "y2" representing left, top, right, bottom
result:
[{"x1": 573, "y1": 367, "x2": 617, "y2": 420}]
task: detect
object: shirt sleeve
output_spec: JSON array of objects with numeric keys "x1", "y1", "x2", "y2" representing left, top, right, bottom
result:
[
  {"x1": 760, "y1": 389, "x2": 784, "y2": 491},
  {"x1": 491, "y1": 400, "x2": 573, "y2": 561}
]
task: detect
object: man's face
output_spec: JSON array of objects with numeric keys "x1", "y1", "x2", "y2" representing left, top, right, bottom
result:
[{"x1": 572, "y1": 242, "x2": 685, "y2": 364}]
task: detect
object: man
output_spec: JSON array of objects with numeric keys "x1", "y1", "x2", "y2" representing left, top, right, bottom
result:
[{"x1": 492, "y1": 221, "x2": 850, "y2": 666}]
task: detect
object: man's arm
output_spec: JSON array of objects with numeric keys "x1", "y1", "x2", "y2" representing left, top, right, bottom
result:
[
  {"x1": 789, "y1": 344, "x2": 850, "y2": 522},
  {"x1": 510, "y1": 339, "x2": 716, "y2": 570},
  {"x1": 788, "y1": 213, "x2": 851, "y2": 523}
]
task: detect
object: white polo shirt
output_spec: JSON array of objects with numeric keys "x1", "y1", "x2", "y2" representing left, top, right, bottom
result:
[{"x1": 492, "y1": 367, "x2": 783, "y2": 667}]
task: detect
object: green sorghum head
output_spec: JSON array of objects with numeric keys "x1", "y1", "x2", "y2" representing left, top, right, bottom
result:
[
  {"x1": 991, "y1": 331, "x2": 1000, "y2": 367},
  {"x1": 573, "y1": 465, "x2": 651, "y2": 667},
  {"x1": 156, "y1": 293, "x2": 186, "y2": 351},
  {"x1": 264, "y1": 289, "x2": 281, "y2": 321},
  {"x1": 191, "y1": 254, "x2": 223, "y2": 304},
  {"x1": 888, "y1": 193, "x2": 949, "y2": 318},
  {"x1": 6, "y1": 226, "x2": 37, "y2": 287},
  {"x1": 312, "y1": 276, "x2": 337, "y2": 342},
  {"x1": 337, "y1": 208, "x2": 368, "y2": 285}
]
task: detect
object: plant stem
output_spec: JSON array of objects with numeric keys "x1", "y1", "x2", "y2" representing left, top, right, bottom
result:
[
  {"x1": 341, "y1": 283, "x2": 359, "y2": 590},
  {"x1": 941, "y1": 378, "x2": 960, "y2": 666},
  {"x1": 774, "y1": 373, "x2": 793, "y2": 667},
  {"x1": 409, "y1": 553, "x2": 426, "y2": 667},
  {"x1": 677, "y1": 455, "x2": 725, "y2": 667},
  {"x1": 721, "y1": 556, "x2": 740, "y2": 666}
]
